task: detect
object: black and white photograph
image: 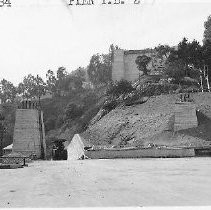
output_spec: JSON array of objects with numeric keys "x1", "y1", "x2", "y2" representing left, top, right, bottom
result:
[{"x1": 0, "y1": 0, "x2": 211, "y2": 208}]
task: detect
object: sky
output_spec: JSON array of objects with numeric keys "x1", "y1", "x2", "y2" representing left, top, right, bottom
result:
[{"x1": 0, "y1": 0, "x2": 211, "y2": 85}]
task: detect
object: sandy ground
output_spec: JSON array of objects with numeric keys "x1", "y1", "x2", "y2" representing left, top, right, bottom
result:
[{"x1": 0, "y1": 158, "x2": 211, "y2": 207}]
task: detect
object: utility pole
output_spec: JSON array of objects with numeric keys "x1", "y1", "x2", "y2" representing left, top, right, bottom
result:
[
  {"x1": 0, "y1": 126, "x2": 3, "y2": 157},
  {"x1": 0, "y1": 113, "x2": 5, "y2": 157},
  {"x1": 200, "y1": 68, "x2": 204, "y2": 92},
  {"x1": 205, "y1": 65, "x2": 210, "y2": 92}
]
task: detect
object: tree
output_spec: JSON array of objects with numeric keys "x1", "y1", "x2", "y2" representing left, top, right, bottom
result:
[
  {"x1": 64, "y1": 103, "x2": 84, "y2": 121},
  {"x1": 155, "y1": 44, "x2": 172, "y2": 59},
  {"x1": 87, "y1": 44, "x2": 120, "y2": 85},
  {"x1": 72, "y1": 67, "x2": 86, "y2": 82},
  {"x1": 87, "y1": 54, "x2": 103, "y2": 84},
  {"x1": 153, "y1": 45, "x2": 172, "y2": 73},
  {"x1": 202, "y1": 40, "x2": 211, "y2": 78},
  {"x1": 177, "y1": 38, "x2": 189, "y2": 64},
  {"x1": 46, "y1": 68, "x2": 69, "y2": 96},
  {"x1": 18, "y1": 74, "x2": 35, "y2": 99},
  {"x1": 33, "y1": 75, "x2": 47, "y2": 103},
  {"x1": 166, "y1": 38, "x2": 203, "y2": 81},
  {"x1": 46, "y1": 70, "x2": 57, "y2": 94},
  {"x1": 135, "y1": 55, "x2": 151, "y2": 76},
  {"x1": 69, "y1": 67, "x2": 87, "y2": 90},
  {"x1": 17, "y1": 82, "x2": 30, "y2": 99},
  {"x1": 165, "y1": 59, "x2": 186, "y2": 84},
  {"x1": 62, "y1": 75, "x2": 84, "y2": 91},
  {"x1": 46, "y1": 67, "x2": 88, "y2": 96},
  {"x1": 109, "y1": 44, "x2": 121, "y2": 63},
  {"x1": 57, "y1": 67, "x2": 68, "y2": 81},
  {"x1": 18, "y1": 74, "x2": 46, "y2": 102},
  {"x1": 204, "y1": 15, "x2": 211, "y2": 43},
  {"x1": 202, "y1": 16, "x2": 211, "y2": 79},
  {"x1": 177, "y1": 38, "x2": 203, "y2": 69},
  {"x1": 0, "y1": 79, "x2": 17, "y2": 103},
  {"x1": 56, "y1": 67, "x2": 68, "y2": 96},
  {"x1": 0, "y1": 113, "x2": 5, "y2": 156},
  {"x1": 186, "y1": 40, "x2": 203, "y2": 69}
]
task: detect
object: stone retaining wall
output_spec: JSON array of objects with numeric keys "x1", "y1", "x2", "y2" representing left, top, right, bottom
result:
[{"x1": 85, "y1": 148, "x2": 195, "y2": 159}]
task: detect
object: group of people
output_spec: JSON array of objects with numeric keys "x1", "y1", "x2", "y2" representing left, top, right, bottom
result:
[
  {"x1": 179, "y1": 93, "x2": 192, "y2": 102},
  {"x1": 18, "y1": 100, "x2": 40, "y2": 109}
]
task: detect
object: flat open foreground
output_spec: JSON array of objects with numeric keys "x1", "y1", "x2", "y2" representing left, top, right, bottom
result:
[{"x1": 0, "y1": 158, "x2": 211, "y2": 207}]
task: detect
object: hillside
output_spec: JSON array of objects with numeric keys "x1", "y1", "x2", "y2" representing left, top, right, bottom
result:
[
  {"x1": 40, "y1": 87, "x2": 107, "y2": 157},
  {"x1": 2, "y1": 88, "x2": 211, "y2": 157},
  {"x1": 82, "y1": 92, "x2": 211, "y2": 147}
]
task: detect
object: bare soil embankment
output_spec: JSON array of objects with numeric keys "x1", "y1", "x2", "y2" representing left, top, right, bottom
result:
[{"x1": 82, "y1": 92, "x2": 211, "y2": 147}]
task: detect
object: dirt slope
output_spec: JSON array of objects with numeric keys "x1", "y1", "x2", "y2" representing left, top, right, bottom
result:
[{"x1": 82, "y1": 92, "x2": 211, "y2": 147}]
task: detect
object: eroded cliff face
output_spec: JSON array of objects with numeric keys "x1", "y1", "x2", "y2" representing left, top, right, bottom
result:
[{"x1": 82, "y1": 93, "x2": 211, "y2": 147}]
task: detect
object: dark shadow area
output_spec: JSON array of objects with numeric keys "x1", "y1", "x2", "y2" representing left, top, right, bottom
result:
[
  {"x1": 196, "y1": 110, "x2": 211, "y2": 125},
  {"x1": 195, "y1": 148, "x2": 211, "y2": 157},
  {"x1": 177, "y1": 123, "x2": 211, "y2": 142},
  {"x1": 174, "y1": 110, "x2": 211, "y2": 144}
]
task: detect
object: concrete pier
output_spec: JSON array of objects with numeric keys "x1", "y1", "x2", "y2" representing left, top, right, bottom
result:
[
  {"x1": 174, "y1": 102, "x2": 198, "y2": 131},
  {"x1": 12, "y1": 109, "x2": 42, "y2": 158}
]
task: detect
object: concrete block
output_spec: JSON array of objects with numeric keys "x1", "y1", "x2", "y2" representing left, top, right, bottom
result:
[
  {"x1": 12, "y1": 109, "x2": 42, "y2": 158},
  {"x1": 174, "y1": 102, "x2": 198, "y2": 131}
]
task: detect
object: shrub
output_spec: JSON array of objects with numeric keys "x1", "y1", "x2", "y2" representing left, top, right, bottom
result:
[
  {"x1": 164, "y1": 59, "x2": 186, "y2": 83},
  {"x1": 81, "y1": 92, "x2": 97, "y2": 108},
  {"x1": 55, "y1": 114, "x2": 65, "y2": 128},
  {"x1": 141, "y1": 83, "x2": 179, "y2": 96},
  {"x1": 106, "y1": 80, "x2": 135, "y2": 97},
  {"x1": 102, "y1": 99, "x2": 117, "y2": 111},
  {"x1": 77, "y1": 104, "x2": 101, "y2": 132},
  {"x1": 64, "y1": 103, "x2": 84, "y2": 121},
  {"x1": 45, "y1": 118, "x2": 56, "y2": 131}
]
